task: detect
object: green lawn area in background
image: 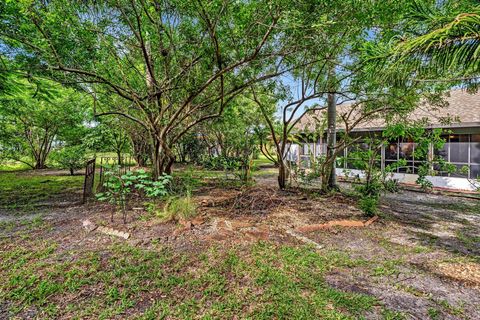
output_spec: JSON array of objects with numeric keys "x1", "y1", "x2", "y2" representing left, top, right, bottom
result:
[
  {"x1": 0, "y1": 172, "x2": 84, "y2": 212},
  {"x1": 253, "y1": 154, "x2": 275, "y2": 168},
  {"x1": 0, "y1": 162, "x2": 32, "y2": 172}
]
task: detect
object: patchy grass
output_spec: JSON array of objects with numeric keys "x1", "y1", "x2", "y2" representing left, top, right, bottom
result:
[
  {"x1": 0, "y1": 239, "x2": 384, "y2": 319},
  {"x1": 429, "y1": 201, "x2": 480, "y2": 215},
  {"x1": 2, "y1": 168, "x2": 480, "y2": 319},
  {"x1": 0, "y1": 172, "x2": 84, "y2": 213}
]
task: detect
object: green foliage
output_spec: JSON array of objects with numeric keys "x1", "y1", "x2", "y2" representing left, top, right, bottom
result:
[
  {"x1": 84, "y1": 118, "x2": 131, "y2": 159},
  {"x1": 393, "y1": 1, "x2": 480, "y2": 86},
  {"x1": 0, "y1": 0, "x2": 290, "y2": 176},
  {"x1": 203, "y1": 155, "x2": 253, "y2": 183},
  {"x1": 168, "y1": 166, "x2": 201, "y2": 195},
  {"x1": 384, "y1": 124, "x2": 456, "y2": 191},
  {"x1": 51, "y1": 145, "x2": 87, "y2": 175},
  {"x1": 345, "y1": 136, "x2": 401, "y2": 216},
  {"x1": 358, "y1": 195, "x2": 379, "y2": 217},
  {"x1": 96, "y1": 168, "x2": 172, "y2": 223},
  {"x1": 0, "y1": 77, "x2": 89, "y2": 169}
]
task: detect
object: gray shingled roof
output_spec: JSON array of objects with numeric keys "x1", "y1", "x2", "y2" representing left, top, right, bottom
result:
[{"x1": 295, "y1": 90, "x2": 480, "y2": 132}]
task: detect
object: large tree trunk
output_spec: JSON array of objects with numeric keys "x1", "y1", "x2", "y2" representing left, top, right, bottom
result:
[
  {"x1": 116, "y1": 150, "x2": 122, "y2": 167},
  {"x1": 130, "y1": 129, "x2": 151, "y2": 167},
  {"x1": 34, "y1": 161, "x2": 47, "y2": 170},
  {"x1": 324, "y1": 91, "x2": 337, "y2": 191},
  {"x1": 278, "y1": 160, "x2": 288, "y2": 190},
  {"x1": 151, "y1": 133, "x2": 175, "y2": 179}
]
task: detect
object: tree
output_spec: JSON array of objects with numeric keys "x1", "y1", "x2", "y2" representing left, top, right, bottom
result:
[
  {"x1": 0, "y1": 0, "x2": 295, "y2": 178},
  {"x1": 84, "y1": 118, "x2": 131, "y2": 165},
  {"x1": 51, "y1": 145, "x2": 87, "y2": 175},
  {"x1": 367, "y1": 0, "x2": 479, "y2": 89},
  {"x1": 0, "y1": 78, "x2": 88, "y2": 169},
  {"x1": 250, "y1": 0, "x2": 422, "y2": 190}
]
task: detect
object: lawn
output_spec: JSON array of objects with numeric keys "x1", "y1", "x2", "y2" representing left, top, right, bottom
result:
[
  {"x1": 0, "y1": 171, "x2": 84, "y2": 213},
  {"x1": 0, "y1": 239, "x2": 380, "y2": 319}
]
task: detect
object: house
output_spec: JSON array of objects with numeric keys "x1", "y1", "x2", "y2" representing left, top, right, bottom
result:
[{"x1": 286, "y1": 90, "x2": 480, "y2": 191}]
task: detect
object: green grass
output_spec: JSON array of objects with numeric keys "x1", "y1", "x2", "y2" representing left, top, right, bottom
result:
[
  {"x1": 252, "y1": 155, "x2": 275, "y2": 168},
  {"x1": 0, "y1": 240, "x2": 385, "y2": 319},
  {"x1": 0, "y1": 172, "x2": 84, "y2": 212},
  {"x1": 0, "y1": 162, "x2": 32, "y2": 171}
]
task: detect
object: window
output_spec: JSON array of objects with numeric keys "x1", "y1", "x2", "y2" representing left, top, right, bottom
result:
[
  {"x1": 450, "y1": 164, "x2": 469, "y2": 178},
  {"x1": 385, "y1": 142, "x2": 398, "y2": 160},
  {"x1": 345, "y1": 140, "x2": 381, "y2": 170},
  {"x1": 434, "y1": 135, "x2": 449, "y2": 161}
]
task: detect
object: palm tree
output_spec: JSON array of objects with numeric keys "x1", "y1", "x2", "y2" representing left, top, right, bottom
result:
[{"x1": 393, "y1": 1, "x2": 480, "y2": 85}]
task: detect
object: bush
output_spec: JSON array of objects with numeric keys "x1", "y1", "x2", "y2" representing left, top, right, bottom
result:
[
  {"x1": 51, "y1": 145, "x2": 87, "y2": 175},
  {"x1": 358, "y1": 195, "x2": 378, "y2": 217},
  {"x1": 168, "y1": 166, "x2": 201, "y2": 195},
  {"x1": 202, "y1": 155, "x2": 253, "y2": 182},
  {"x1": 96, "y1": 168, "x2": 172, "y2": 223}
]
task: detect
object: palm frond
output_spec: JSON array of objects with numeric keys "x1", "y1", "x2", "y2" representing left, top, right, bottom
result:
[{"x1": 393, "y1": 7, "x2": 480, "y2": 79}]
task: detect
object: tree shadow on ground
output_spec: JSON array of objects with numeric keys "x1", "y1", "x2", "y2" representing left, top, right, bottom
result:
[{"x1": 382, "y1": 190, "x2": 480, "y2": 259}]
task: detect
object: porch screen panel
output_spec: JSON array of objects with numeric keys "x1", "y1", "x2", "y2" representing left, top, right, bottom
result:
[
  {"x1": 471, "y1": 135, "x2": 480, "y2": 179},
  {"x1": 449, "y1": 134, "x2": 469, "y2": 178},
  {"x1": 398, "y1": 139, "x2": 416, "y2": 173},
  {"x1": 471, "y1": 134, "x2": 480, "y2": 164},
  {"x1": 471, "y1": 165, "x2": 480, "y2": 179},
  {"x1": 449, "y1": 135, "x2": 469, "y2": 163}
]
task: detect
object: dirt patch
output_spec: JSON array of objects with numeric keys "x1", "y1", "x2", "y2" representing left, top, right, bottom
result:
[
  {"x1": 431, "y1": 262, "x2": 480, "y2": 288},
  {"x1": 295, "y1": 216, "x2": 379, "y2": 232},
  {"x1": 326, "y1": 266, "x2": 480, "y2": 319}
]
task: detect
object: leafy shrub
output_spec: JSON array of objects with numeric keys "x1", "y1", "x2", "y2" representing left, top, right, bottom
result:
[
  {"x1": 383, "y1": 178, "x2": 399, "y2": 193},
  {"x1": 168, "y1": 166, "x2": 201, "y2": 195},
  {"x1": 51, "y1": 145, "x2": 87, "y2": 175},
  {"x1": 358, "y1": 195, "x2": 378, "y2": 217},
  {"x1": 203, "y1": 155, "x2": 253, "y2": 182},
  {"x1": 96, "y1": 167, "x2": 171, "y2": 223}
]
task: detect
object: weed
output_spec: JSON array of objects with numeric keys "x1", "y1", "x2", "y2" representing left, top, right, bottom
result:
[
  {"x1": 158, "y1": 192, "x2": 197, "y2": 222},
  {"x1": 428, "y1": 307, "x2": 440, "y2": 319}
]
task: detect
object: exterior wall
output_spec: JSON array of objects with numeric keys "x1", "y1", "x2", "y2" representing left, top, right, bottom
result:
[
  {"x1": 337, "y1": 168, "x2": 480, "y2": 192},
  {"x1": 285, "y1": 143, "x2": 299, "y2": 163}
]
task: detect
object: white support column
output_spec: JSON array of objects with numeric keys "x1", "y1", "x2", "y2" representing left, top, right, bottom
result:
[
  {"x1": 296, "y1": 145, "x2": 301, "y2": 168},
  {"x1": 428, "y1": 142, "x2": 434, "y2": 173},
  {"x1": 381, "y1": 144, "x2": 385, "y2": 172}
]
